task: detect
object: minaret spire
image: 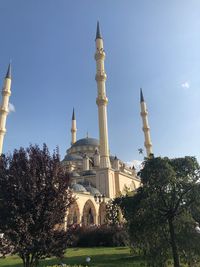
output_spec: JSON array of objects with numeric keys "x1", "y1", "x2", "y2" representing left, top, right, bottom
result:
[
  {"x1": 0, "y1": 63, "x2": 12, "y2": 155},
  {"x1": 72, "y1": 107, "x2": 75, "y2": 120},
  {"x1": 71, "y1": 108, "x2": 77, "y2": 145},
  {"x1": 140, "y1": 89, "x2": 153, "y2": 157},
  {"x1": 140, "y1": 88, "x2": 144, "y2": 102},
  {"x1": 96, "y1": 21, "x2": 102, "y2": 40},
  {"x1": 95, "y1": 22, "x2": 110, "y2": 168},
  {"x1": 6, "y1": 63, "x2": 11, "y2": 79}
]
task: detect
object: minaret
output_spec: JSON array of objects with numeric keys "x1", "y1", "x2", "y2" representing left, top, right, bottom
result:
[
  {"x1": 83, "y1": 154, "x2": 89, "y2": 171},
  {"x1": 140, "y1": 88, "x2": 153, "y2": 157},
  {"x1": 71, "y1": 108, "x2": 77, "y2": 145},
  {"x1": 0, "y1": 64, "x2": 12, "y2": 155},
  {"x1": 95, "y1": 22, "x2": 110, "y2": 168},
  {"x1": 113, "y1": 156, "x2": 120, "y2": 171},
  {"x1": 94, "y1": 149, "x2": 100, "y2": 167}
]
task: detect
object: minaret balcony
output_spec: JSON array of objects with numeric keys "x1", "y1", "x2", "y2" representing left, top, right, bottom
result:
[
  {"x1": 143, "y1": 126, "x2": 150, "y2": 131},
  {"x1": 95, "y1": 73, "x2": 107, "y2": 82},
  {"x1": 0, "y1": 128, "x2": 6, "y2": 134},
  {"x1": 95, "y1": 51, "x2": 105, "y2": 61},
  {"x1": 96, "y1": 97, "x2": 108, "y2": 106},
  {"x1": 0, "y1": 107, "x2": 9, "y2": 114},
  {"x1": 140, "y1": 111, "x2": 148, "y2": 116},
  {"x1": 2, "y1": 90, "x2": 11, "y2": 97}
]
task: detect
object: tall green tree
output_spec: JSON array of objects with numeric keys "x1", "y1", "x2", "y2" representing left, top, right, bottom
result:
[
  {"x1": 117, "y1": 156, "x2": 200, "y2": 267},
  {"x1": 0, "y1": 144, "x2": 73, "y2": 267}
]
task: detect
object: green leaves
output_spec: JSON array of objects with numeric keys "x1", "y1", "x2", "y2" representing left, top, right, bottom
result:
[{"x1": 118, "y1": 156, "x2": 200, "y2": 267}]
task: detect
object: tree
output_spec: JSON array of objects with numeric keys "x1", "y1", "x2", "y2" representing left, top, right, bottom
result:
[
  {"x1": 105, "y1": 199, "x2": 122, "y2": 226},
  {"x1": 0, "y1": 144, "x2": 73, "y2": 267},
  {"x1": 117, "y1": 156, "x2": 200, "y2": 267},
  {"x1": 175, "y1": 211, "x2": 200, "y2": 267}
]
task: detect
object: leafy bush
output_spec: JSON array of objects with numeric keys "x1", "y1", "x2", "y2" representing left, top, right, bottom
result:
[
  {"x1": 67, "y1": 225, "x2": 128, "y2": 247},
  {"x1": 46, "y1": 265, "x2": 83, "y2": 267}
]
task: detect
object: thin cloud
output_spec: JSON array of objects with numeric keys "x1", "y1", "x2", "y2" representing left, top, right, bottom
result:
[
  {"x1": 181, "y1": 81, "x2": 190, "y2": 89},
  {"x1": 8, "y1": 103, "x2": 15, "y2": 113}
]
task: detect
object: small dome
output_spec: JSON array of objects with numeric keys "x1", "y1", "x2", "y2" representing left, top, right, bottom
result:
[
  {"x1": 69, "y1": 171, "x2": 80, "y2": 178},
  {"x1": 64, "y1": 154, "x2": 83, "y2": 161},
  {"x1": 86, "y1": 185, "x2": 101, "y2": 196},
  {"x1": 82, "y1": 170, "x2": 96, "y2": 176},
  {"x1": 71, "y1": 183, "x2": 87, "y2": 193},
  {"x1": 72, "y1": 138, "x2": 99, "y2": 148}
]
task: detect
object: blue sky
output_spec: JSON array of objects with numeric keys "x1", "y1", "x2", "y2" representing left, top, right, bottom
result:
[{"x1": 0, "y1": 0, "x2": 200, "y2": 163}]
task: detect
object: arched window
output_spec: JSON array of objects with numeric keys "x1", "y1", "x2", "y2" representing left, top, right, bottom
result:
[{"x1": 82, "y1": 200, "x2": 97, "y2": 226}]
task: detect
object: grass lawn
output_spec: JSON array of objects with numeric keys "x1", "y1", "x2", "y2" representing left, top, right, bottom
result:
[{"x1": 0, "y1": 247, "x2": 144, "y2": 267}]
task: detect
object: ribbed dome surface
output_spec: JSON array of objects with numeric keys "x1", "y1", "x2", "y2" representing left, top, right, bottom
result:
[
  {"x1": 64, "y1": 154, "x2": 83, "y2": 161},
  {"x1": 82, "y1": 170, "x2": 96, "y2": 176},
  {"x1": 71, "y1": 138, "x2": 99, "y2": 147},
  {"x1": 85, "y1": 185, "x2": 101, "y2": 196},
  {"x1": 69, "y1": 171, "x2": 80, "y2": 178},
  {"x1": 71, "y1": 183, "x2": 87, "y2": 192}
]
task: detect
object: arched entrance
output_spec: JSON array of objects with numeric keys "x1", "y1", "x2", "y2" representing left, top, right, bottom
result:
[
  {"x1": 82, "y1": 200, "x2": 97, "y2": 226},
  {"x1": 67, "y1": 201, "x2": 81, "y2": 226}
]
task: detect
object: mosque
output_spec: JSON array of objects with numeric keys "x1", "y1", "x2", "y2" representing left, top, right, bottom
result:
[
  {"x1": 0, "y1": 23, "x2": 153, "y2": 229},
  {"x1": 61, "y1": 23, "x2": 153, "y2": 228}
]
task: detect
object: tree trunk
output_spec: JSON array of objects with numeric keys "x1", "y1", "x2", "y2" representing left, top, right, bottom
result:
[
  {"x1": 168, "y1": 218, "x2": 180, "y2": 267},
  {"x1": 23, "y1": 256, "x2": 30, "y2": 267},
  {"x1": 21, "y1": 253, "x2": 38, "y2": 267}
]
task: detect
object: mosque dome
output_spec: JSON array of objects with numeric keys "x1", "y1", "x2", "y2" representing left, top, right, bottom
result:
[
  {"x1": 69, "y1": 171, "x2": 80, "y2": 178},
  {"x1": 71, "y1": 137, "x2": 99, "y2": 148},
  {"x1": 71, "y1": 183, "x2": 87, "y2": 193},
  {"x1": 64, "y1": 154, "x2": 83, "y2": 161},
  {"x1": 85, "y1": 185, "x2": 101, "y2": 196},
  {"x1": 82, "y1": 170, "x2": 96, "y2": 176}
]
